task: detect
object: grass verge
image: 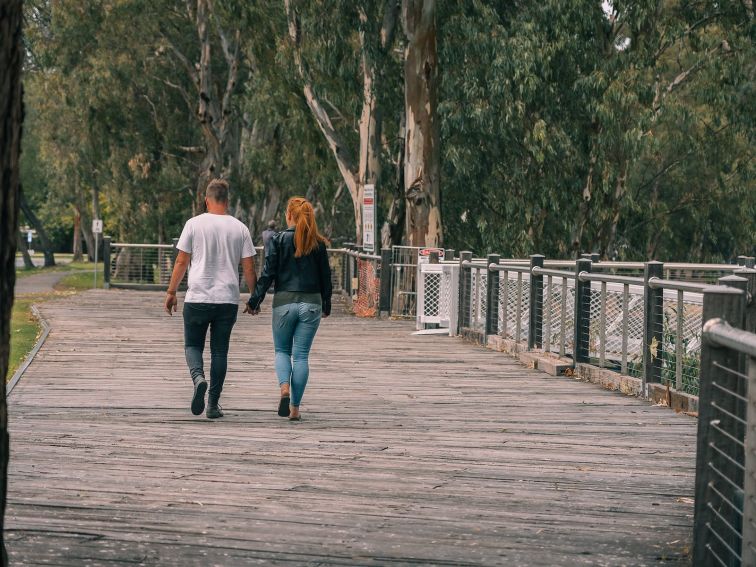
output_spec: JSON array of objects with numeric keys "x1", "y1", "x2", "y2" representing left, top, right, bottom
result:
[
  {"x1": 8, "y1": 266, "x2": 103, "y2": 381},
  {"x1": 8, "y1": 294, "x2": 49, "y2": 378},
  {"x1": 15, "y1": 260, "x2": 95, "y2": 279}
]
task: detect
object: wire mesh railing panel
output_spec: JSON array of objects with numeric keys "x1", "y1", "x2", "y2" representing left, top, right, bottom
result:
[
  {"x1": 586, "y1": 283, "x2": 645, "y2": 375},
  {"x1": 467, "y1": 268, "x2": 488, "y2": 332},
  {"x1": 391, "y1": 246, "x2": 421, "y2": 318},
  {"x1": 541, "y1": 276, "x2": 575, "y2": 357},
  {"x1": 498, "y1": 272, "x2": 530, "y2": 344},
  {"x1": 653, "y1": 291, "x2": 704, "y2": 396},
  {"x1": 353, "y1": 257, "x2": 381, "y2": 318},
  {"x1": 110, "y1": 244, "x2": 175, "y2": 286}
]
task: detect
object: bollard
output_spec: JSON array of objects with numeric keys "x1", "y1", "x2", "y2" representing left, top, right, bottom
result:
[
  {"x1": 528, "y1": 255, "x2": 545, "y2": 350},
  {"x1": 103, "y1": 236, "x2": 112, "y2": 289},
  {"x1": 573, "y1": 258, "x2": 592, "y2": 363},
  {"x1": 486, "y1": 254, "x2": 500, "y2": 337},
  {"x1": 458, "y1": 252, "x2": 473, "y2": 331},
  {"x1": 693, "y1": 286, "x2": 746, "y2": 566},
  {"x1": 643, "y1": 261, "x2": 664, "y2": 388},
  {"x1": 445, "y1": 249, "x2": 455, "y2": 261},
  {"x1": 379, "y1": 248, "x2": 392, "y2": 316}
]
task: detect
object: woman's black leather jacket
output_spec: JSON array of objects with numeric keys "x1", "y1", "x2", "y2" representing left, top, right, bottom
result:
[{"x1": 247, "y1": 228, "x2": 332, "y2": 316}]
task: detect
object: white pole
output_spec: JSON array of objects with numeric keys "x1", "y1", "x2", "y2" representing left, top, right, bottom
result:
[{"x1": 94, "y1": 232, "x2": 99, "y2": 289}]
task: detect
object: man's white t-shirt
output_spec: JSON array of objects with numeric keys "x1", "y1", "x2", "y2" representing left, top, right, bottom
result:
[{"x1": 177, "y1": 213, "x2": 256, "y2": 304}]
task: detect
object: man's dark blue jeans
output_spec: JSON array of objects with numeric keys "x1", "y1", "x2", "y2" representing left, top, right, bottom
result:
[{"x1": 183, "y1": 303, "x2": 238, "y2": 404}]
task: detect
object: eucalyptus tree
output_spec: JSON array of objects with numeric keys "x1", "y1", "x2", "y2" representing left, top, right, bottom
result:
[
  {"x1": 282, "y1": 0, "x2": 404, "y2": 245},
  {"x1": 402, "y1": 0, "x2": 442, "y2": 246}
]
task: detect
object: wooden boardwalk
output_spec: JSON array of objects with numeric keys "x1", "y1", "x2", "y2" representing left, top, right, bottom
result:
[{"x1": 6, "y1": 290, "x2": 696, "y2": 566}]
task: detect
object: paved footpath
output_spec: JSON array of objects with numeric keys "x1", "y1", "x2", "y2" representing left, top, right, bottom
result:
[
  {"x1": 6, "y1": 290, "x2": 696, "y2": 566},
  {"x1": 15, "y1": 270, "x2": 75, "y2": 295}
]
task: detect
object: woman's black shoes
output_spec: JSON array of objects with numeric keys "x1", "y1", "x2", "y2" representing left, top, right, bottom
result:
[{"x1": 278, "y1": 396, "x2": 291, "y2": 417}]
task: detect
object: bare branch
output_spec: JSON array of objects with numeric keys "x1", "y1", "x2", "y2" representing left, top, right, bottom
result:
[{"x1": 283, "y1": 0, "x2": 358, "y2": 195}]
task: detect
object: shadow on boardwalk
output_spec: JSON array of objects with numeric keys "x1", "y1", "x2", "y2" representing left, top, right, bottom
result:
[{"x1": 7, "y1": 290, "x2": 695, "y2": 566}]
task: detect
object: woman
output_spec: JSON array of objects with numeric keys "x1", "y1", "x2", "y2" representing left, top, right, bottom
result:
[{"x1": 246, "y1": 197, "x2": 332, "y2": 421}]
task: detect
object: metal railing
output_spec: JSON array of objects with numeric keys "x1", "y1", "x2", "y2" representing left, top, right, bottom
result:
[
  {"x1": 449, "y1": 253, "x2": 756, "y2": 394},
  {"x1": 106, "y1": 241, "x2": 176, "y2": 290},
  {"x1": 694, "y1": 286, "x2": 756, "y2": 567}
]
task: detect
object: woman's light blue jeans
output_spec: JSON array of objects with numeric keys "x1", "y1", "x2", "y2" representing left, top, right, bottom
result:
[{"x1": 272, "y1": 302, "x2": 322, "y2": 407}]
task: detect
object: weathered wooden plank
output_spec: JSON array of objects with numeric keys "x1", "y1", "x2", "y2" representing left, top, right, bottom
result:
[{"x1": 6, "y1": 290, "x2": 695, "y2": 565}]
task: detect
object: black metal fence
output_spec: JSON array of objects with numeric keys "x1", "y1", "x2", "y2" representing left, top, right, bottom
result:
[
  {"x1": 694, "y1": 287, "x2": 756, "y2": 567},
  {"x1": 455, "y1": 253, "x2": 756, "y2": 394}
]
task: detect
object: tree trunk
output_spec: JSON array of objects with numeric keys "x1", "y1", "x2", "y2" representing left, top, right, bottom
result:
[
  {"x1": 381, "y1": 123, "x2": 406, "y2": 247},
  {"x1": 402, "y1": 0, "x2": 442, "y2": 247},
  {"x1": 72, "y1": 205, "x2": 83, "y2": 262},
  {"x1": 16, "y1": 233, "x2": 33, "y2": 269},
  {"x1": 19, "y1": 188, "x2": 55, "y2": 267},
  {"x1": 0, "y1": 2, "x2": 23, "y2": 563},
  {"x1": 81, "y1": 213, "x2": 95, "y2": 262}
]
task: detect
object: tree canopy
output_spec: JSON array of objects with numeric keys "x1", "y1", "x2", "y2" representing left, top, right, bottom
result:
[{"x1": 21, "y1": 0, "x2": 755, "y2": 261}]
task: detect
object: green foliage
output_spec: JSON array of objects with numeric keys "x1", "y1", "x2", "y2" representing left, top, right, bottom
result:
[{"x1": 21, "y1": 0, "x2": 755, "y2": 261}]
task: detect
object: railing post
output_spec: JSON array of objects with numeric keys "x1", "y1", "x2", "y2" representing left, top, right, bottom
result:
[
  {"x1": 379, "y1": 248, "x2": 392, "y2": 317},
  {"x1": 458, "y1": 251, "x2": 473, "y2": 331},
  {"x1": 693, "y1": 287, "x2": 747, "y2": 566},
  {"x1": 573, "y1": 258, "x2": 592, "y2": 363},
  {"x1": 444, "y1": 249, "x2": 455, "y2": 261},
  {"x1": 486, "y1": 254, "x2": 500, "y2": 337},
  {"x1": 528, "y1": 255, "x2": 545, "y2": 350},
  {"x1": 744, "y1": 352, "x2": 756, "y2": 567},
  {"x1": 103, "y1": 236, "x2": 112, "y2": 289},
  {"x1": 429, "y1": 251, "x2": 440, "y2": 264},
  {"x1": 643, "y1": 261, "x2": 664, "y2": 389},
  {"x1": 735, "y1": 268, "x2": 756, "y2": 334}
]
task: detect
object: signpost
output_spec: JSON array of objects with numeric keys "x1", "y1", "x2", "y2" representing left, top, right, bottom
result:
[
  {"x1": 92, "y1": 219, "x2": 103, "y2": 288},
  {"x1": 362, "y1": 184, "x2": 376, "y2": 253}
]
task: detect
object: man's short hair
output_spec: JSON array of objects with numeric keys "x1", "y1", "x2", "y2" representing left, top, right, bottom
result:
[
  {"x1": 206, "y1": 179, "x2": 229, "y2": 203},
  {"x1": 267, "y1": 220, "x2": 277, "y2": 230}
]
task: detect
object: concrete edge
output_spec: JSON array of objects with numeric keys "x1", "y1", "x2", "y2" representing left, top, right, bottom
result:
[
  {"x1": 485, "y1": 335, "x2": 699, "y2": 415},
  {"x1": 7, "y1": 304, "x2": 50, "y2": 397}
]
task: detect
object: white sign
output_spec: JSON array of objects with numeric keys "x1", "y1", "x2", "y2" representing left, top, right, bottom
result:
[
  {"x1": 418, "y1": 247, "x2": 445, "y2": 264},
  {"x1": 362, "y1": 184, "x2": 376, "y2": 253},
  {"x1": 92, "y1": 219, "x2": 103, "y2": 234},
  {"x1": 26, "y1": 230, "x2": 32, "y2": 244}
]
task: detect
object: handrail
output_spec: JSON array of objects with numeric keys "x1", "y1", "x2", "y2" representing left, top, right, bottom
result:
[
  {"x1": 344, "y1": 249, "x2": 381, "y2": 261},
  {"x1": 703, "y1": 318, "x2": 756, "y2": 358},
  {"x1": 478, "y1": 259, "x2": 744, "y2": 272},
  {"x1": 531, "y1": 266, "x2": 576, "y2": 279},
  {"x1": 490, "y1": 263, "x2": 530, "y2": 273},
  {"x1": 112, "y1": 242, "x2": 174, "y2": 249},
  {"x1": 647, "y1": 277, "x2": 711, "y2": 293},
  {"x1": 461, "y1": 260, "x2": 489, "y2": 270},
  {"x1": 578, "y1": 272, "x2": 644, "y2": 285}
]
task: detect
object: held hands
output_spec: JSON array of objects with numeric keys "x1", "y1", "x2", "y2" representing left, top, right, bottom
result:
[
  {"x1": 243, "y1": 300, "x2": 260, "y2": 316},
  {"x1": 164, "y1": 293, "x2": 178, "y2": 316}
]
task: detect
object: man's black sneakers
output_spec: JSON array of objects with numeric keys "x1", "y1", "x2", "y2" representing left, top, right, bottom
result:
[
  {"x1": 206, "y1": 403, "x2": 224, "y2": 419},
  {"x1": 191, "y1": 378, "x2": 208, "y2": 415}
]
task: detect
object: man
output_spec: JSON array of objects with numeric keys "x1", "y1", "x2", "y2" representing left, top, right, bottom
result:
[
  {"x1": 261, "y1": 219, "x2": 278, "y2": 257},
  {"x1": 165, "y1": 179, "x2": 257, "y2": 419}
]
